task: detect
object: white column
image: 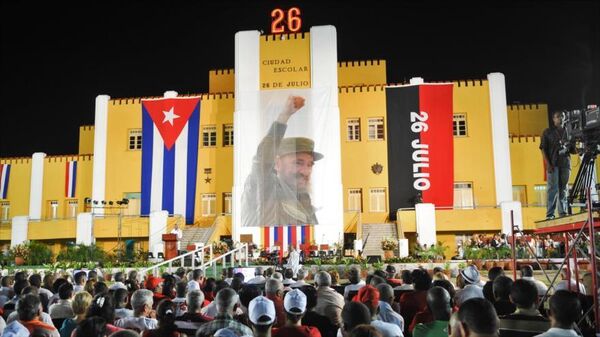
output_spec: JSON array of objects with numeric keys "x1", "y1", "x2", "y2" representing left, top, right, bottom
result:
[
  {"x1": 149, "y1": 210, "x2": 168, "y2": 254},
  {"x1": 11, "y1": 216, "x2": 28, "y2": 247},
  {"x1": 415, "y1": 203, "x2": 437, "y2": 247},
  {"x1": 233, "y1": 30, "x2": 261, "y2": 243},
  {"x1": 92, "y1": 95, "x2": 110, "y2": 215},
  {"x1": 488, "y1": 73, "x2": 513, "y2": 204},
  {"x1": 310, "y1": 25, "x2": 344, "y2": 246},
  {"x1": 501, "y1": 201, "x2": 523, "y2": 234},
  {"x1": 76, "y1": 212, "x2": 94, "y2": 245},
  {"x1": 28, "y1": 152, "x2": 46, "y2": 220}
]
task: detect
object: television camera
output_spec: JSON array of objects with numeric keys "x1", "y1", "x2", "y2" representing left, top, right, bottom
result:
[{"x1": 561, "y1": 105, "x2": 600, "y2": 210}]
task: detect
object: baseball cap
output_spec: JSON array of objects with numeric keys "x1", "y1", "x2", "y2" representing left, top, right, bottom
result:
[
  {"x1": 284, "y1": 289, "x2": 307, "y2": 314},
  {"x1": 459, "y1": 265, "x2": 481, "y2": 284},
  {"x1": 145, "y1": 275, "x2": 164, "y2": 291},
  {"x1": 352, "y1": 285, "x2": 380, "y2": 309},
  {"x1": 214, "y1": 328, "x2": 240, "y2": 337},
  {"x1": 249, "y1": 296, "x2": 276, "y2": 325}
]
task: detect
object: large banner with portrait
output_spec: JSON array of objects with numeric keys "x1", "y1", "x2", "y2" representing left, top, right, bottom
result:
[
  {"x1": 385, "y1": 84, "x2": 454, "y2": 217},
  {"x1": 238, "y1": 88, "x2": 335, "y2": 228}
]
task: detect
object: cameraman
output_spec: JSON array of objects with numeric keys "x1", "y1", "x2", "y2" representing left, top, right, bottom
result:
[{"x1": 540, "y1": 111, "x2": 575, "y2": 219}]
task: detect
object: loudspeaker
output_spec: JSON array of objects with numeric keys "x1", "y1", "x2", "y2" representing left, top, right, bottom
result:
[{"x1": 367, "y1": 255, "x2": 381, "y2": 263}]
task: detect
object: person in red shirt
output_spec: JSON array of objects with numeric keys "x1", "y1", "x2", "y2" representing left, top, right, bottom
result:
[
  {"x1": 145, "y1": 275, "x2": 167, "y2": 308},
  {"x1": 399, "y1": 269, "x2": 431, "y2": 336},
  {"x1": 15, "y1": 294, "x2": 59, "y2": 337},
  {"x1": 273, "y1": 289, "x2": 321, "y2": 337},
  {"x1": 265, "y1": 278, "x2": 286, "y2": 328}
]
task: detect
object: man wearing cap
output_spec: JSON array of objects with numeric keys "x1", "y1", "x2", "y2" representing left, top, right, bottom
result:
[
  {"x1": 242, "y1": 96, "x2": 322, "y2": 227},
  {"x1": 273, "y1": 289, "x2": 321, "y2": 337},
  {"x1": 248, "y1": 296, "x2": 277, "y2": 337},
  {"x1": 454, "y1": 265, "x2": 484, "y2": 307},
  {"x1": 145, "y1": 275, "x2": 167, "y2": 307},
  {"x1": 353, "y1": 285, "x2": 404, "y2": 337}
]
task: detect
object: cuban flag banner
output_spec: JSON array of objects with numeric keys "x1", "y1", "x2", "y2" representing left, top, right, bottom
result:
[
  {"x1": 263, "y1": 225, "x2": 312, "y2": 252},
  {"x1": 64, "y1": 161, "x2": 78, "y2": 198},
  {"x1": 0, "y1": 164, "x2": 10, "y2": 199},
  {"x1": 141, "y1": 97, "x2": 201, "y2": 224}
]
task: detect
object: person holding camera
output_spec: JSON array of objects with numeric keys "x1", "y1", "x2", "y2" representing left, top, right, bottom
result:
[{"x1": 540, "y1": 111, "x2": 574, "y2": 220}]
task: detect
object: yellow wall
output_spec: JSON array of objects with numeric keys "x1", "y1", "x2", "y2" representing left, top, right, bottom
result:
[
  {"x1": 41, "y1": 155, "x2": 93, "y2": 219},
  {"x1": 209, "y1": 69, "x2": 234, "y2": 93},
  {"x1": 195, "y1": 94, "x2": 235, "y2": 225},
  {"x1": 79, "y1": 125, "x2": 95, "y2": 154},
  {"x1": 339, "y1": 86, "x2": 389, "y2": 223},
  {"x1": 508, "y1": 104, "x2": 548, "y2": 136},
  {"x1": 338, "y1": 60, "x2": 386, "y2": 87},
  {"x1": 0, "y1": 157, "x2": 32, "y2": 223},
  {"x1": 105, "y1": 99, "x2": 144, "y2": 205},
  {"x1": 453, "y1": 80, "x2": 497, "y2": 206}
]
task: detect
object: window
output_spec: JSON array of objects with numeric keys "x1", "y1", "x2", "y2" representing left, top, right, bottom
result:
[
  {"x1": 348, "y1": 189, "x2": 362, "y2": 212},
  {"x1": 453, "y1": 114, "x2": 467, "y2": 137},
  {"x1": 534, "y1": 185, "x2": 547, "y2": 206},
  {"x1": 369, "y1": 188, "x2": 386, "y2": 212},
  {"x1": 128, "y1": 129, "x2": 142, "y2": 150},
  {"x1": 512, "y1": 185, "x2": 527, "y2": 205},
  {"x1": 123, "y1": 192, "x2": 142, "y2": 216},
  {"x1": 202, "y1": 126, "x2": 217, "y2": 147},
  {"x1": 223, "y1": 192, "x2": 232, "y2": 214},
  {"x1": 48, "y1": 200, "x2": 59, "y2": 220},
  {"x1": 368, "y1": 118, "x2": 385, "y2": 140},
  {"x1": 223, "y1": 124, "x2": 234, "y2": 146},
  {"x1": 347, "y1": 118, "x2": 360, "y2": 141},
  {"x1": 453, "y1": 182, "x2": 474, "y2": 209},
  {"x1": 66, "y1": 199, "x2": 78, "y2": 218},
  {"x1": 1, "y1": 201, "x2": 9, "y2": 221},
  {"x1": 202, "y1": 194, "x2": 216, "y2": 216}
]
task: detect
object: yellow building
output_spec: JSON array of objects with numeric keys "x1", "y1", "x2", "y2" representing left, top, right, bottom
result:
[{"x1": 0, "y1": 27, "x2": 562, "y2": 259}]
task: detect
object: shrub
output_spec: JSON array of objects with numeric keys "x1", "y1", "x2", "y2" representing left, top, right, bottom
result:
[
  {"x1": 27, "y1": 241, "x2": 53, "y2": 265},
  {"x1": 57, "y1": 244, "x2": 107, "y2": 265}
]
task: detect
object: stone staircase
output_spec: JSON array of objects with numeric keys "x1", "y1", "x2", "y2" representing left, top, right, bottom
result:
[
  {"x1": 361, "y1": 223, "x2": 398, "y2": 258},
  {"x1": 181, "y1": 227, "x2": 213, "y2": 250}
]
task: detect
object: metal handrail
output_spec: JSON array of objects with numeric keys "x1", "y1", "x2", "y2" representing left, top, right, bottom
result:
[
  {"x1": 200, "y1": 243, "x2": 249, "y2": 278},
  {"x1": 141, "y1": 244, "x2": 213, "y2": 276}
]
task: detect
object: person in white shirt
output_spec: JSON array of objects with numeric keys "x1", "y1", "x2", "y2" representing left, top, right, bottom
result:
[
  {"x1": 290, "y1": 268, "x2": 308, "y2": 288},
  {"x1": 187, "y1": 269, "x2": 204, "y2": 292},
  {"x1": 114, "y1": 289, "x2": 158, "y2": 332},
  {"x1": 285, "y1": 245, "x2": 301, "y2": 276},
  {"x1": 28, "y1": 274, "x2": 53, "y2": 300},
  {"x1": 172, "y1": 282, "x2": 188, "y2": 317},
  {"x1": 114, "y1": 288, "x2": 134, "y2": 319},
  {"x1": 247, "y1": 267, "x2": 267, "y2": 285},
  {"x1": 109, "y1": 272, "x2": 128, "y2": 291},
  {"x1": 555, "y1": 268, "x2": 586, "y2": 294},
  {"x1": 171, "y1": 223, "x2": 183, "y2": 252},
  {"x1": 49, "y1": 283, "x2": 74, "y2": 319},
  {"x1": 534, "y1": 290, "x2": 580, "y2": 337},
  {"x1": 520, "y1": 265, "x2": 548, "y2": 298},
  {"x1": 73, "y1": 271, "x2": 87, "y2": 293},
  {"x1": 343, "y1": 267, "x2": 366, "y2": 300}
]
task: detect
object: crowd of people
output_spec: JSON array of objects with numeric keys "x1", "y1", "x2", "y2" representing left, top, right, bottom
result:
[
  {"x1": 0, "y1": 262, "x2": 592, "y2": 337},
  {"x1": 456, "y1": 233, "x2": 567, "y2": 259}
]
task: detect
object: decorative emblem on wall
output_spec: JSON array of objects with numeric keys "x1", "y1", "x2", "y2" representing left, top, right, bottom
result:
[
  {"x1": 371, "y1": 163, "x2": 383, "y2": 175},
  {"x1": 204, "y1": 168, "x2": 212, "y2": 184}
]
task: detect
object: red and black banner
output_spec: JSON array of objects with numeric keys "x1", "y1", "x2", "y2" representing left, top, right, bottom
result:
[{"x1": 385, "y1": 84, "x2": 454, "y2": 218}]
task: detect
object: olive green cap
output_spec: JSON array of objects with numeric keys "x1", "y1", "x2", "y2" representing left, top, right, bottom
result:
[{"x1": 277, "y1": 137, "x2": 323, "y2": 161}]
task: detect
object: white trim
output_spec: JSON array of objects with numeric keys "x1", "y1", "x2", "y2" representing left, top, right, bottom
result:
[
  {"x1": 10, "y1": 216, "x2": 28, "y2": 247},
  {"x1": 310, "y1": 25, "x2": 344, "y2": 246},
  {"x1": 28, "y1": 152, "x2": 46, "y2": 220},
  {"x1": 416, "y1": 203, "x2": 436, "y2": 247},
  {"x1": 150, "y1": 124, "x2": 164, "y2": 213},
  {"x1": 92, "y1": 95, "x2": 110, "y2": 215},
  {"x1": 76, "y1": 212, "x2": 94, "y2": 245},
  {"x1": 233, "y1": 30, "x2": 261, "y2": 243},
  {"x1": 174, "y1": 123, "x2": 188, "y2": 219},
  {"x1": 488, "y1": 73, "x2": 513, "y2": 204}
]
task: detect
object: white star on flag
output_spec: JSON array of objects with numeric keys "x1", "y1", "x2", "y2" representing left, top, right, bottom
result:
[{"x1": 162, "y1": 107, "x2": 180, "y2": 126}]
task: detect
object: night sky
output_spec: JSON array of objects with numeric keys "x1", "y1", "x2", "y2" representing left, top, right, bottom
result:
[{"x1": 1, "y1": 0, "x2": 599, "y2": 157}]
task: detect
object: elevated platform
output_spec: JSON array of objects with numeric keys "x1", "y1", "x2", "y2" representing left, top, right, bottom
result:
[{"x1": 534, "y1": 211, "x2": 600, "y2": 234}]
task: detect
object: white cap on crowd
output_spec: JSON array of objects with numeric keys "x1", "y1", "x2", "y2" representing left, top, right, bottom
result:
[
  {"x1": 284, "y1": 289, "x2": 307, "y2": 314},
  {"x1": 249, "y1": 296, "x2": 276, "y2": 325}
]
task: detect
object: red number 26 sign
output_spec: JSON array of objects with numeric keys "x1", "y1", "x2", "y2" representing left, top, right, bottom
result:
[{"x1": 271, "y1": 7, "x2": 302, "y2": 34}]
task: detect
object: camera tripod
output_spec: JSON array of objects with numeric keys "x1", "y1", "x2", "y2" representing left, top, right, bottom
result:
[{"x1": 568, "y1": 146, "x2": 598, "y2": 213}]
